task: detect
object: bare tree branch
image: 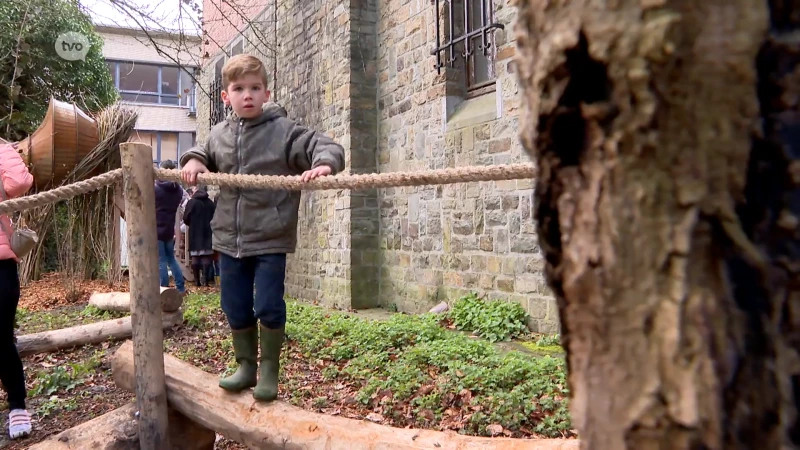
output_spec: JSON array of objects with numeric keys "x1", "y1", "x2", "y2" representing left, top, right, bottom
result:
[
  {"x1": 78, "y1": 0, "x2": 281, "y2": 123},
  {"x1": 3, "y1": 1, "x2": 32, "y2": 136}
]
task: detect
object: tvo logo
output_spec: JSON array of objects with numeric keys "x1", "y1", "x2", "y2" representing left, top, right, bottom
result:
[{"x1": 55, "y1": 32, "x2": 91, "y2": 61}]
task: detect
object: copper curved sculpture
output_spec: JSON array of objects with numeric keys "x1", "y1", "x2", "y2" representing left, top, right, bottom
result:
[{"x1": 16, "y1": 98, "x2": 100, "y2": 190}]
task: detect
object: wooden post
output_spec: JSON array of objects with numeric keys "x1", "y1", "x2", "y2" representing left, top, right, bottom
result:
[{"x1": 120, "y1": 142, "x2": 170, "y2": 449}]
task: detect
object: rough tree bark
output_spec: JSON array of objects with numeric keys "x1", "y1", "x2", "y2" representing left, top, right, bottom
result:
[{"x1": 514, "y1": 0, "x2": 798, "y2": 449}]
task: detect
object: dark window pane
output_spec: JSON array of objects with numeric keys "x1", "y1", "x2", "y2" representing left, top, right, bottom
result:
[
  {"x1": 467, "y1": 0, "x2": 494, "y2": 87},
  {"x1": 231, "y1": 40, "x2": 243, "y2": 56},
  {"x1": 121, "y1": 92, "x2": 160, "y2": 103},
  {"x1": 180, "y1": 69, "x2": 194, "y2": 107},
  {"x1": 161, "y1": 66, "x2": 179, "y2": 95},
  {"x1": 161, "y1": 132, "x2": 178, "y2": 162},
  {"x1": 178, "y1": 132, "x2": 194, "y2": 155},
  {"x1": 215, "y1": 57, "x2": 225, "y2": 80},
  {"x1": 107, "y1": 62, "x2": 117, "y2": 85},
  {"x1": 119, "y1": 63, "x2": 159, "y2": 92}
]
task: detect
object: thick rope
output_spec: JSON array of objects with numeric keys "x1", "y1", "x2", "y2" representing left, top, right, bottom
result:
[
  {"x1": 0, "y1": 163, "x2": 536, "y2": 215},
  {"x1": 0, "y1": 169, "x2": 123, "y2": 215},
  {"x1": 154, "y1": 163, "x2": 536, "y2": 191}
]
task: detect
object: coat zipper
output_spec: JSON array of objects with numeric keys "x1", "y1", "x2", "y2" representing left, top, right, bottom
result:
[{"x1": 235, "y1": 118, "x2": 244, "y2": 258}]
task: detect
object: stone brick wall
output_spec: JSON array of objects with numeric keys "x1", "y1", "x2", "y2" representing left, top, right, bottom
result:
[
  {"x1": 373, "y1": 0, "x2": 558, "y2": 332},
  {"x1": 273, "y1": 0, "x2": 352, "y2": 309},
  {"x1": 195, "y1": 0, "x2": 381, "y2": 310},
  {"x1": 193, "y1": 0, "x2": 560, "y2": 333}
]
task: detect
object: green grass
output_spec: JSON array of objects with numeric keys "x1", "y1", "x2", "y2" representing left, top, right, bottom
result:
[
  {"x1": 182, "y1": 292, "x2": 220, "y2": 329},
  {"x1": 28, "y1": 349, "x2": 103, "y2": 399},
  {"x1": 287, "y1": 301, "x2": 572, "y2": 437},
  {"x1": 24, "y1": 292, "x2": 572, "y2": 438},
  {"x1": 16, "y1": 305, "x2": 128, "y2": 334},
  {"x1": 447, "y1": 293, "x2": 530, "y2": 342},
  {"x1": 518, "y1": 334, "x2": 563, "y2": 353}
]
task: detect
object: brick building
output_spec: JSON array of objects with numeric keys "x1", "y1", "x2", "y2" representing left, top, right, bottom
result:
[
  {"x1": 96, "y1": 24, "x2": 201, "y2": 167},
  {"x1": 97, "y1": 24, "x2": 201, "y2": 275},
  {"x1": 196, "y1": 0, "x2": 558, "y2": 332}
]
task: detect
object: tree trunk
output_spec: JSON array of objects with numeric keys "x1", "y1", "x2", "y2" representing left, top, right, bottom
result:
[{"x1": 514, "y1": 0, "x2": 798, "y2": 449}]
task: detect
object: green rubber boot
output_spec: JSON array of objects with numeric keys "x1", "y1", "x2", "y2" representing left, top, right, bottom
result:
[
  {"x1": 253, "y1": 324, "x2": 284, "y2": 402},
  {"x1": 219, "y1": 327, "x2": 258, "y2": 392}
]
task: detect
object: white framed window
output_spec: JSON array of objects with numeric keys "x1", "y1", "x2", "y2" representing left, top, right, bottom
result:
[{"x1": 108, "y1": 60, "x2": 197, "y2": 109}]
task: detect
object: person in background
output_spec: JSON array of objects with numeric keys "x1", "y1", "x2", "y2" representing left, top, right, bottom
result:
[
  {"x1": 0, "y1": 142, "x2": 34, "y2": 439},
  {"x1": 154, "y1": 160, "x2": 186, "y2": 294},
  {"x1": 175, "y1": 186, "x2": 192, "y2": 280},
  {"x1": 183, "y1": 185, "x2": 216, "y2": 286}
]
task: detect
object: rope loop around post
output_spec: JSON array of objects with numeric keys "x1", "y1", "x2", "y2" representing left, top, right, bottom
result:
[{"x1": 154, "y1": 163, "x2": 536, "y2": 191}]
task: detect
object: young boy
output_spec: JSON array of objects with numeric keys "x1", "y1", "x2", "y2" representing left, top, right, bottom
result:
[{"x1": 179, "y1": 54, "x2": 345, "y2": 402}]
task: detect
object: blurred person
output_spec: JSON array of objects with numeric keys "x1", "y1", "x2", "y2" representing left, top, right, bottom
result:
[
  {"x1": 154, "y1": 160, "x2": 186, "y2": 294},
  {"x1": 0, "y1": 141, "x2": 34, "y2": 439}
]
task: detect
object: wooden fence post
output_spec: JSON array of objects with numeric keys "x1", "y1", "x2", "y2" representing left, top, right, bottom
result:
[{"x1": 120, "y1": 142, "x2": 170, "y2": 449}]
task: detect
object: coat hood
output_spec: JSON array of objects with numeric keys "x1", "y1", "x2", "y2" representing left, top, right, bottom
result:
[
  {"x1": 156, "y1": 180, "x2": 181, "y2": 192},
  {"x1": 192, "y1": 189, "x2": 210, "y2": 200}
]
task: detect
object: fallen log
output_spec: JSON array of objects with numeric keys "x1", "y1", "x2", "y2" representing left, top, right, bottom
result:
[
  {"x1": 17, "y1": 310, "x2": 183, "y2": 357},
  {"x1": 89, "y1": 287, "x2": 183, "y2": 313},
  {"x1": 27, "y1": 402, "x2": 215, "y2": 450},
  {"x1": 112, "y1": 340, "x2": 579, "y2": 450}
]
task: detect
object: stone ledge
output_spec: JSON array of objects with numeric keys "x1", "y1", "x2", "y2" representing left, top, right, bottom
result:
[{"x1": 443, "y1": 83, "x2": 503, "y2": 132}]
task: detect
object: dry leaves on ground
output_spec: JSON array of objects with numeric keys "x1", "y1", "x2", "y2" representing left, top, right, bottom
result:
[{"x1": 19, "y1": 272, "x2": 128, "y2": 311}]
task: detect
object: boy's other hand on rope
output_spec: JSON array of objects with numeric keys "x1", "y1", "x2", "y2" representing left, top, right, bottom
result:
[
  {"x1": 181, "y1": 160, "x2": 209, "y2": 186},
  {"x1": 301, "y1": 165, "x2": 332, "y2": 182}
]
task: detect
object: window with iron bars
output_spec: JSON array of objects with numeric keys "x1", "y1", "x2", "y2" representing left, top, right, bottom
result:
[
  {"x1": 430, "y1": 0, "x2": 503, "y2": 96},
  {"x1": 209, "y1": 40, "x2": 245, "y2": 127},
  {"x1": 209, "y1": 77, "x2": 231, "y2": 127}
]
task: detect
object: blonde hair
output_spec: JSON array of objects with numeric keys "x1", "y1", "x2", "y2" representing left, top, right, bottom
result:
[{"x1": 222, "y1": 54, "x2": 269, "y2": 88}]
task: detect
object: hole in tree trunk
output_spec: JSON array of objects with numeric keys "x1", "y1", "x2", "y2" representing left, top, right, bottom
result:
[{"x1": 536, "y1": 31, "x2": 614, "y2": 168}]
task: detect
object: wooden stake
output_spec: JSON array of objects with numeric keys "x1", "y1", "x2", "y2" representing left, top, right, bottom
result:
[{"x1": 120, "y1": 142, "x2": 170, "y2": 449}]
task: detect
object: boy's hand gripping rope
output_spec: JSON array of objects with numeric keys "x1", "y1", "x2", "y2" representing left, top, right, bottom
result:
[{"x1": 0, "y1": 164, "x2": 536, "y2": 215}]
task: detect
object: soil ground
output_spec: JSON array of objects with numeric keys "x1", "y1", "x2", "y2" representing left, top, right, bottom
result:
[{"x1": 0, "y1": 273, "x2": 574, "y2": 449}]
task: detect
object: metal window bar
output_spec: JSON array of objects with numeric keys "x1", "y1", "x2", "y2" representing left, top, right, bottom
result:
[
  {"x1": 430, "y1": 0, "x2": 503, "y2": 74},
  {"x1": 209, "y1": 78, "x2": 231, "y2": 127}
]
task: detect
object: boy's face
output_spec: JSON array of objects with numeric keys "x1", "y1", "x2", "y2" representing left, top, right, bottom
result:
[{"x1": 221, "y1": 73, "x2": 270, "y2": 119}]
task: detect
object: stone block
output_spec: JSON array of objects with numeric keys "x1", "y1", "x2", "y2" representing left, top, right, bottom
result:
[
  {"x1": 496, "y1": 277, "x2": 514, "y2": 292},
  {"x1": 515, "y1": 274, "x2": 540, "y2": 294}
]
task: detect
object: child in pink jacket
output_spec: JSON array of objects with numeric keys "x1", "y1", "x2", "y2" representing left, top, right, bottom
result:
[{"x1": 0, "y1": 142, "x2": 34, "y2": 440}]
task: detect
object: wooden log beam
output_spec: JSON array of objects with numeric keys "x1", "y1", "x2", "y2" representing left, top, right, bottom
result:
[
  {"x1": 89, "y1": 287, "x2": 184, "y2": 313},
  {"x1": 120, "y1": 141, "x2": 170, "y2": 449},
  {"x1": 16, "y1": 310, "x2": 183, "y2": 357},
  {"x1": 27, "y1": 402, "x2": 215, "y2": 450},
  {"x1": 112, "y1": 340, "x2": 579, "y2": 450}
]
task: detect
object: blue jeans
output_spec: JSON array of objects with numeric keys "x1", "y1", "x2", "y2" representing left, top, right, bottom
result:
[
  {"x1": 157, "y1": 239, "x2": 185, "y2": 293},
  {"x1": 220, "y1": 253, "x2": 286, "y2": 330}
]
